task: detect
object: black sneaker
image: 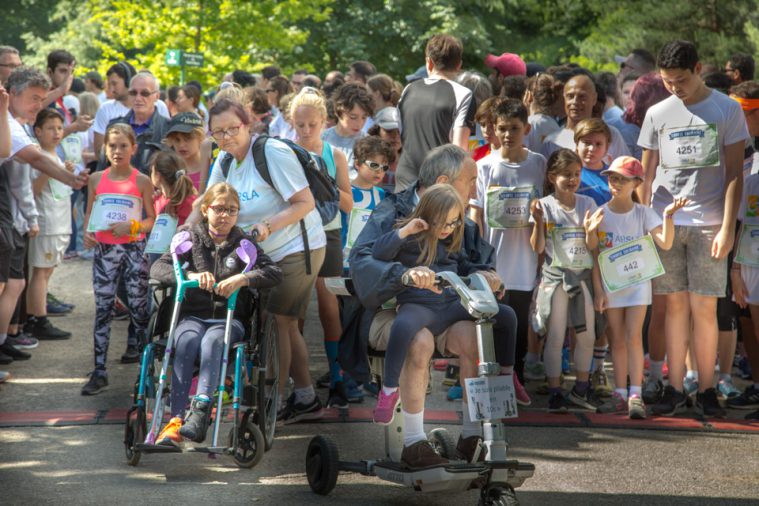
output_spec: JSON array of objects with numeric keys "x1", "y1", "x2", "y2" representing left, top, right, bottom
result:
[
  {"x1": 651, "y1": 385, "x2": 689, "y2": 417},
  {"x1": 25, "y1": 317, "x2": 71, "y2": 340},
  {"x1": 726, "y1": 384, "x2": 759, "y2": 410},
  {"x1": 120, "y1": 345, "x2": 140, "y2": 364},
  {"x1": 0, "y1": 350, "x2": 12, "y2": 365},
  {"x1": 548, "y1": 392, "x2": 569, "y2": 413},
  {"x1": 567, "y1": 387, "x2": 600, "y2": 411},
  {"x1": 642, "y1": 378, "x2": 664, "y2": 405},
  {"x1": 0, "y1": 342, "x2": 30, "y2": 360},
  {"x1": 81, "y1": 372, "x2": 108, "y2": 395},
  {"x1": 745, "y1": 409, "x2": 759, "y2": 420},
  {"x1": 316, "y1": 371, "x2": 331, "y2": 389},
  {"x1": 695, "y1": 388, "x2": 726, "y2": 419},
  {"x1": 277, "y1": 393, "x2": 323, "y2": 424},
  {"x1": 327, "y1": 382, "x2": 349, "y2": 409}
]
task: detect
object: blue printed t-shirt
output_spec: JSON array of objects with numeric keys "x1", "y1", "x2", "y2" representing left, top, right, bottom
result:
[
  {"x1": 578, "y1": 163, "x2": 610, "y2": 206},
  {"x1": 341, "y1": 185, "x2": 385, "y2": 249}
]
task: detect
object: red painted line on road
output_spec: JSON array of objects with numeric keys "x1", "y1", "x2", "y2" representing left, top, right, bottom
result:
[
  {"x1": 0, "y1": 410, "x2": 98, "y2": 425},
  {"x1": 708, "y1": 419, "x2": 759, "y2": 432},
  {"x1": 503, "y1": 411, "x2": 583, "y2": 426}
]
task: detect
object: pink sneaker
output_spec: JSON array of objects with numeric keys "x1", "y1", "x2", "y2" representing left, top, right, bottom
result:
[
  {"x1": 373, "y1": 388, "x2": 400, "y2": 425},
  {"x1": 513, "y1": 375, "x2": 531, "y2": 406}
]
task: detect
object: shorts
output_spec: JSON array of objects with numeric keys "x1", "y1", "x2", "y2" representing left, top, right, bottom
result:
[
  {"x1": 28, "y1": 234, "x2": 70, "y2": 268},
  {"x1": 318, "y1": 229, "x2": 343, "y2": 278},
  {"x1": 0, "y1": 226, "x2": 26, "y2": 283},
  {"x1": 267, "y1": 247, "x2": 325, "y2": 319},
  {"x1": 653, "y1": 225, "x2": 726, "y2": 297},
  {"x1": 368, "y1": 308, "x2": 455, "y2": 357}
]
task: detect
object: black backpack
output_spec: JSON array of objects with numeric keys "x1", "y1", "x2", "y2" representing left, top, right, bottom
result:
[{"x1": 220, "y1": 135, "x2": 340, "y2": 274}]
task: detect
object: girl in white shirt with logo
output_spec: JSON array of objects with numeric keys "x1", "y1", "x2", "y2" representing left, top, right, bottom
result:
[{"x1": 592, "y1": 156, "x2": 687, "y2": 418}]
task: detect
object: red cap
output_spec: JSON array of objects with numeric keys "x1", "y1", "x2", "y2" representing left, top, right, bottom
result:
[
  {"x1": 484, "y1": 53, "x2": 526, "y2": 77},
  {"x1": 601, "y1": 156, "x2": 644, "y2": 180}
]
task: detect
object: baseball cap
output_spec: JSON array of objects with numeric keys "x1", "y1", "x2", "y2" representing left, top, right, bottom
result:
[
  {"x1": 601, "y1": 156, "x2": 644, "y2": 180},
  {"x1": 405, "y1": 65, "x2": 428, "y2": 83},
  {"x1": 166, "y1": 112, "x2": 203, "y2": 135},
  {"x1": 484, "y1": 53, "x2": 527, "y2": 77},
  {"x1": 375, "y1": 107, "x2": 400, "y2": 130}
]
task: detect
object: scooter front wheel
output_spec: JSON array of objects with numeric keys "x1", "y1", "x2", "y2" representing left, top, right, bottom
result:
[
  {"x1": 305, "y1": 435, "x2": 339, "y2": 495},
  {"x1": 479, "y1": 483, "x2": 520, "y2": 506}
]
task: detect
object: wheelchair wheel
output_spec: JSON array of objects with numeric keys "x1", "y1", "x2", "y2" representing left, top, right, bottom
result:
[
  {"x1": 256, "y1": 314, "x2": 279, "y2": 451},
  {"x1": 124, "y1": 407, "x2": 146, "y2": 466},
  {"x1": 479, "y1": 484, "x2": 520, "y2": 506},
  {"x1": 427, "y1": 428, "x2": 457, "y2": 459},
  {"x1": 306, "y1": 435, "x2": 339, "y2": 496},
  {"x1": 230, "y1": 419, "x2": 265, "y2": 469}
]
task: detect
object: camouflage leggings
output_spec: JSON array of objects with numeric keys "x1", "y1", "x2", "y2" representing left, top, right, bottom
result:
[{"x1": 92, "y1": 240, "x2": 149, "y2": 372}]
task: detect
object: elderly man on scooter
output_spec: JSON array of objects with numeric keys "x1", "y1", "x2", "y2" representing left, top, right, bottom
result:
[{"x1": 350, "y1": 144, "x2": 514, "y2": 469}]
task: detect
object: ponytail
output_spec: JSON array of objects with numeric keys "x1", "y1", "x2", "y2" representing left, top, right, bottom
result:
[{"x1": 148, "y1": 151, "x2": 198, "y2": 217}]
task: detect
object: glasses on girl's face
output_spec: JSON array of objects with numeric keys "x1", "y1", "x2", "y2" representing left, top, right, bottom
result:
[
  {"x1": 208, "y1": 205, "x2": 239, "y2": 216},
  {"x1": 362, "y1": 160, "x2": 389, "y2": 172},
  {"x1": 210, "y1": 124, "x2": 242, "y2": 140},
  {"x1": 440, "y1": 218, "x2": 462, "y2": 231}
]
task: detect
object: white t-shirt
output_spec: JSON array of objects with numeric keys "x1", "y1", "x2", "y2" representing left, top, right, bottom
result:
[
  {"x1": 472, "y1": 150, "x2": 546, "y2": 290},
  {"x1": 92, "y1": 99, "x2": 170, "y2": 136},
  {"x1": 32, "y1": 163, "x2": 72, "y2": 236},
  {"x1": 638, "y1": 90, "x2": 749, "y2": 226},
  {"x1": 530, "y1": 193, "x2": 597, "y2": 271},
  {"x1": 541, "y1": 125, "x2": 630, "y2": 165},
  {"x1": 738, "y1": 174, "x2": 759, "y2": 303},
  {"x1": 3, "y1": 112, "x2": 34, "y2": 164},
  {"x1": 525, "y1": 113, "x2": 561, "y2": 153},
  {"x1": 598, "y1": 203, "x2": 662, "y2": 308},
  {"x1": 207, "y1": 137, "x2": 326, "y2": 262}
]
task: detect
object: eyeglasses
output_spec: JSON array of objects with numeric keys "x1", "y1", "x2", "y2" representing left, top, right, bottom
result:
[
  {"x1": 440, "y1": 218, "x2": 462, "y2": 231},
  {"x1": 210, "y1": 124, "x2": 243, "y2": 140},
  {"x1": 362, "y1": 160, "x2": 389, "y2": 172},
  {"x1": 0, "y1": 63, "x2": 22, "y2": 69},
  {"x1": 208, "y1": 205, "x2": 239, "y2": 216},
  {"x1": 128, "y1": 89, "x2": 157, "y2": 97}
]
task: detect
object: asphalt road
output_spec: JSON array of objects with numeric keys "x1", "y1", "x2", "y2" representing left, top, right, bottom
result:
[{"x1": 1, "y1": 257, "x2": 759, "y2": 505}]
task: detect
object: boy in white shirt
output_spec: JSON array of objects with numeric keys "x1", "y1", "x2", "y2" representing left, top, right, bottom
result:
[{"x1": 638, "y1": 40, "x2": 749, "y2": 418}]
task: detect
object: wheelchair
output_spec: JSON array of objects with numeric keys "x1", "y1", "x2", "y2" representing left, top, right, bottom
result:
[
  {"x1": 123, "y1": 232, "x2": 279, "y2": 468},
  {"x1": 307, "y1": 272, "x2": 535, "y2": 505}
]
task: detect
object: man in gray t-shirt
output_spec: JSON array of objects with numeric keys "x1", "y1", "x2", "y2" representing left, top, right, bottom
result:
[{"x1": 638, "y1": 40, "x2": 749, "y2": 419}]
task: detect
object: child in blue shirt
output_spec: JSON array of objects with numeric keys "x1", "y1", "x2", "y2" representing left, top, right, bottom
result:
[{"x1": 575, "y1": 118, "x2": 612, "y2": 206}]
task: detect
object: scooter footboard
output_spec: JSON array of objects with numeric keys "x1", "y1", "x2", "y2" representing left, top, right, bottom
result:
[
  {"x1": 373, "y1": 462, "x2": 487, "y2": 492},
  {"x1": 486, "y1": 460, "x2": 535, "y2": 489}
]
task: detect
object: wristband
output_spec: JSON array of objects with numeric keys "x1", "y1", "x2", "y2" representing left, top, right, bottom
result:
[
  {"x1": 665, "y1": 213, "x2": 674, "y2": 219},
  {"x1": 129, "y1": 219, "x2": 140, "y2": 238}
]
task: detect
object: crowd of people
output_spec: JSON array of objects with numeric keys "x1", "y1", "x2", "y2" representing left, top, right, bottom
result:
[{"x1": 2, "y1": 33, "x2": 759, "y2": 469}]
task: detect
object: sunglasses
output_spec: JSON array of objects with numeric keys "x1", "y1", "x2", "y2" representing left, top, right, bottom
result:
[
  {"x1": 207, "y1": 205, "x2": 239, "y2": 216},
  {"x1": 362, "y1": 160, "x2": 389, "y2": 172},
  {"x1": 128, "y1": 89, "x2": 157, "y2": 97}
]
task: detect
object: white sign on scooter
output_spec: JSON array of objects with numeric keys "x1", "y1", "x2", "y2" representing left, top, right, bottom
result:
[{"x1": 464, "y1": 375, "x2": 518, "y2": 421}]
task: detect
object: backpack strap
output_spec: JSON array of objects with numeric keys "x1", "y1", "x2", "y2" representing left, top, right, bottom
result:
[{"x1": 251, "y1": 135, "x2": 314, "y2": 275}]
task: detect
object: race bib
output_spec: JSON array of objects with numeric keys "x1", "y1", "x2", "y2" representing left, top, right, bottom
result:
[
  {"x1": 87, "y1": 193, "x2": 143, "y2": 232},
  {"x1": 486, "y1": 185, "x2": 535, "y2": 229},
  {"x1": 735, "y1": 224, "x2": 759, "y2": 268},
  {"x1": 346, "y1": 207, "x2": 372, "y2": 250},
  {"x1": 550, "y1": 227, "x2": 592, "y2": 270},
  {"x1": 144, "y1": 214, "x2": 179, "y2": 254},
  {"x1": 599, "y1": 235, "x2": 665, "y2": 293},
  {"x1": 61, "y1": 135, "x2": 83, "y2": 165},
  {"x1": 659, "y1": 123, "x2": 719, "y2": 170}
]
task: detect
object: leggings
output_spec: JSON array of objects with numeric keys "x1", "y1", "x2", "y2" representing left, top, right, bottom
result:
[
  {"x1": 383, "y1": 298, "x2": 517, "y2": 388},
  {"x1": 543, "y1": 281, "x2": 595, "y2": 378},
  {"x1": 169, "y1": 317, "x2": 244, "y2": 417},
  {"x1": 92, "y1": 240, "x2": 149, "y2": 372},
  {"x1": 501, "y1": 289, "x2": 533, "y2": 382}
]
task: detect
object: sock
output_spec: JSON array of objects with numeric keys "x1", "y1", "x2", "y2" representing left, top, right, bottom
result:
[
  {"x1": 593, "y1": 346, "x2": 607, "y2": 372},
  {"x1": 525, "y1": 352, "x2": 540, "y2": 365},
  {"x1": 574, "y1": 380, "x2": 589, "y2": 395},
  {"x1": 294, "y1": 385, "x2": 315, "y2": 405},
  {"x1": 402, "y1": 409, "x2": 426, "y2": 447},
  {"x1": 500, "y1": 366, "x2": 514, "y2": 375},
  {"x1": 461, "y1": 403, "x2": 481, "y2": 439},
  {"x1": 614, "y1": 387, "x2": 628, "y2": 400},
  {"x1": 0, "y1": 333, "x2": 6, "y2": 346},
  {"x1": 629, "y1": 386, "x2": 642, "y2": 398},
  {"x1": 324, "y1": 340, "x2": 342, "y2": 386},
  {"x1": 719, "y1": 373, "x2": 731, "y2": 383},
  {"x1": 685, "y1": 370, "x2": 698, "y2": 381},
  {"x1": 381, "y1": 385, "x2": 398, "y2": 396},
  {"x1": 650, "y1": 360, "x2": 664, "y2": 382}
]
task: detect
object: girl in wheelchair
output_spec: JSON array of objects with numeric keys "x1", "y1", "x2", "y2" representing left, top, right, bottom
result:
[{"x1": 149, "y1": 182, "x2": 282, "y2": 445}]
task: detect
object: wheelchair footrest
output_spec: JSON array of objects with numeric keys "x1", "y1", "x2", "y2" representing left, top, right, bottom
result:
[{"x1": 135, "y1": 443, "x2": 183, "y2": 453}]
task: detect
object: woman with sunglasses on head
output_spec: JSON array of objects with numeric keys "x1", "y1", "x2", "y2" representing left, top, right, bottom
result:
[
  {"x1": 187, "y1": 98, "x2": 327, "y2": 424},
  {"x1": 289, "y1": 87, "x2": 356, "y2": 407}
]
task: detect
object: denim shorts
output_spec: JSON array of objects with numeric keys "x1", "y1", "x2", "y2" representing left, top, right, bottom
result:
[{"x1": 653, "y1": 225, "x2": 726, "y2": 297}]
